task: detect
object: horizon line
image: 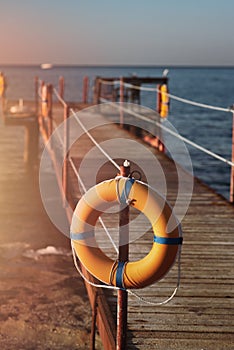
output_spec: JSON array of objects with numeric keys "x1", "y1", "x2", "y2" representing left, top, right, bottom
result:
[{"x1": 1, "y1": 63, "x2": 234, "y2": 69}]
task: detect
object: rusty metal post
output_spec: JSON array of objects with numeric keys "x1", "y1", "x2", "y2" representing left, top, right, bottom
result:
[
  {"x1": 63, "y1": 104, "x2": 70, "y2": 207},
  {"x1": 94, "y1": 77, "x2": 101, "y2": 104},
  {"x1": 116, "y1": 160, "x2": 130, "y2": 350},
  {"x1": 47, "y1": 84, "x2": 53, "y2": 139},
  {"x1": 59, "y1": 76, "x2": 65, "y2": 100},
  {"x1": 34, "y1": 76, "x2": 39, "y2": 115},
  {"x1": 83, "y1": 76, "x2": 89, "y2": 104},
  {"x1": 0, "y1": 72, "x2": 7, "y2": 112},
  {"x1": 119, "y1": 77, "x2": 124, "y2": 127},
  {"x1": 156, "y1": 84, "x2": 165, "y2": 153},
  {"x1": 39, "y1": 80, "x2": 45, "y2": 132},
  {"x1": 157, "y1": 84, "x2": 162, "y2": 115},
  {"x1": 90, "y1": 292, "x2": 98, "y2": 350},
  {"x1": 230, "y1": 110, "x2": 234, "y2": 203}
]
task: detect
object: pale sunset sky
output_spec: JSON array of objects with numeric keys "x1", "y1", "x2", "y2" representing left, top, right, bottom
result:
[{"x1": 0, "y1": 0, "x2": 234, "y2": 66}]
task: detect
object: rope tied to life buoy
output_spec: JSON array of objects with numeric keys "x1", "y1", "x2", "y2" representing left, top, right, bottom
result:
[{"x1": 71, "y1": 177, "x2": 183, "y2": 291}]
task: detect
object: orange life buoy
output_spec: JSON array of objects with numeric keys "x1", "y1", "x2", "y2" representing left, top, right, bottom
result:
[
  {"x1": 160, "y1": 84, "x2": 169, "y2": 118},
  {"x1": 70, "y1": 177, "x2": 182, "y2": 289}
]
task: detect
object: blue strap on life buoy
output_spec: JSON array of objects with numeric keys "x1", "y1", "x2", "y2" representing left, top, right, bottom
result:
[
  {"x1": 120, "y1": 178, "x2": 135, "y2": 204},
  {"x1": 70, "y1": 231, "x2": 95, "y2": 241},
  {"x1": 116, "y1": 261, "x2": 126, "y2": 289},
  {"x1": 154, "y1": 236, "x2": 183, "y2": 245}
]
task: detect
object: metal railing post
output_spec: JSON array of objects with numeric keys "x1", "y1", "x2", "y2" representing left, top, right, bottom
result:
[
  {"x1": 156, "y1": 84, "x2": 165, "y2": 153},
  {"x1": 116, "y1": 160, "x2": 130, "y2": 350},
  {"x1": 83, "y1": 76, "x2": 89, "y2": 104},
  {"x1": 47, "y1": 84, "x2": 53, "y2": 139},
  {"x1": 34, "y1": 76, "x2": 39, "y2": 115},
  {"x1": 63, "y1": 104, "x2": 70, "y2": 207},
  {"x1": 119, "y1": 77, "x2": 124, "y2": 127},
  {"x1": 59, "y1": 76, "x2": 65, "y2": 100}
]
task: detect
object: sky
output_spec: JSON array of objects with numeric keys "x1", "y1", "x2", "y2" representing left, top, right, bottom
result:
[{"x1": 0, "y1": 0, "x2": 234, "y2": 66}]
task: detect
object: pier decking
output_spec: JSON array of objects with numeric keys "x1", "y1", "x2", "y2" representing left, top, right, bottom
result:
[{"x1": 40, "y1": 100, "x2": 234, "y2": 350}]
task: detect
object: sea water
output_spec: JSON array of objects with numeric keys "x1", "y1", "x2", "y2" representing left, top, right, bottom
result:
[{"x1": 1, "y1": 65, "x2": 233, "y2": 199}]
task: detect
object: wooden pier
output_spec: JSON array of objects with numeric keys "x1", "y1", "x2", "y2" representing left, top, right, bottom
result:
[
  {"x1": 39, "y1": 94, "x2": 233, "y2": 349},
  {"x1": 1, "y1": 76, "x2": 234, "y2": 349}
]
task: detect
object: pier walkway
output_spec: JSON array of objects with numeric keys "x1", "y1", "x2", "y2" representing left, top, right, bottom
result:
[{"x1": 39, "y1": 96, "x2": 234, "y2": 350}]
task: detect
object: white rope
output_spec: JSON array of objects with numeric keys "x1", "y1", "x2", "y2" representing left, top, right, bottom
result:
[
  {"x1": 71, "y1": 242, "x2": 120, "y2": 290},
  {"x1": 123, "y1": 82, "x2": 233, "y2": 113},
  {"x1": 37, "y1": 79, "x2": 43, "y2": 99},
  {"x1": 158, "y1": 121, "x2": 234, "y2": 167},
  {"x1": 68, "y1": 156, "x2": 87, "y2": 195},
  {"x1": 100, "y1": 98, "x2": 234, "y2": 167},
  {"x1": 70, "y1": 107, "x2": 121, "y2": 171},
  {"x1": 128, "y1": 245, "x2": 182, "y2": 306},
  {"x1": 69, "y1": 156, "x2": 119, "y2": 254},
  {"x1": 53, "y1": 87, "x2": 68, "y2": 108},
  {"x1": 123, "y1": 82, "x2": 153, "y2": 91},
  {"x1": 99, "y1": 79, "x2": 120, "y2": 86},
  {"x1": 71, "y1": 237, "x2": 182, "y2": 306},
  {"x1": 165, "y1": 91, "x2": 232, "y2": 113},
  {"x1": 101, "y1": 80, "x2": 232, "y2": 113}
]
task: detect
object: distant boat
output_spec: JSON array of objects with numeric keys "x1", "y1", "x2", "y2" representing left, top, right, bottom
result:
[{"x1": 41, "y1": 63, "x2": 53, "y2": 70}]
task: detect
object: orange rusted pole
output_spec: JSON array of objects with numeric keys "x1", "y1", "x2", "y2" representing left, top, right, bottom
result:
[
  {"x1": 59, "y1": 76, "x2": 65, "y2": 100},
  {"x1": 119, "y1": 77, "x2": 124, "y2": 127},
  {"x1": 90, "y1": 292, "x2": 98, "y2": 350},
  {"x1": 35, "y1": 76, "x2": 39, "y2": 115},
  {"x1": 47, "y1": 84, "x2": 53, "y2": 139},
  {"x1": 0, "y1": 73, "x2": 7, "y2": 112},
  {"x1": 116, "y1": 160, "x2": 130, "y2": 350},
  {"x1": 156, "y1": 84, "x2": 165, "y2": 153},
  {"x1": 83, "y1": 76, "x2": 89, "y2": 104},
  {"x1": 94, "y1": 77, "x2": 101, "y2": 104},
  {"x1": 157, "y1": 84, "x2": 162, "y2": 114},
  {"x1": 63, "y1": 104, "x2": 70, "y2": 207}
]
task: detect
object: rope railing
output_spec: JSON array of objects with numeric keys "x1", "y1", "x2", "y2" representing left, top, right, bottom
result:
[
  {"x1": 100, "y1": 97, "x2": 234, "y2": 168},
  {"x1": 46, "y1": 88, "x2": 120, "y2": 255},
  {"x1": 99, "y1": 78, "x2": 233, "y2": 113},
  {"x1": 69, "y1": 156, "x2": 119, "y2": 255},
  {"x1": 38, "y1": 85, "x2": 182, "y2": 305},
  {"x1": 53, "y1": 87, "x2": 68, "y2": 108},
  {"x1": 37, "y1": 76, "x2": 233, "y2": 307},
  {"x1": 70, "y1": 107, "x2": 121, "y2": 171},
  {"x1": 99, "y1": 79, "x2": 120, "y2": 86}
]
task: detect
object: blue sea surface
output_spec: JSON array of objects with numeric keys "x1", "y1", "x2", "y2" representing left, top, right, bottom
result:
[{"x1": 1, "y1": 65, "x2": 233, "y2": 200}]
